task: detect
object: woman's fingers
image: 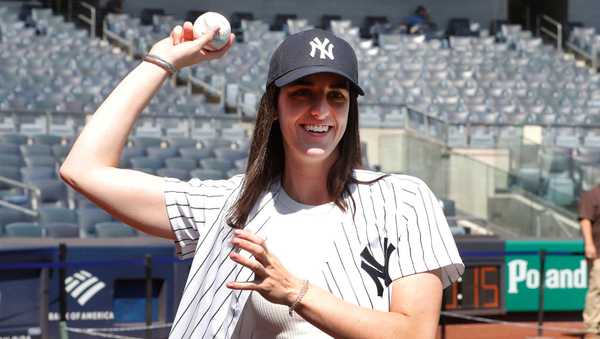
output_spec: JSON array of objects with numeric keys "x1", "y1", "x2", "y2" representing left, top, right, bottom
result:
[
  {"x1": 226, "y1": 281, "x2": 258, "y2": 291},
  {"x1": 229, "y1": 251, "x2": 267, "y2": 276},
  {"x1": 182, "y1": 21, "x2": 194, "y2": 41},
  {"x1": 171, "y1": 25, "x2": 183, "y2": 45},
  {"x1": 231, "y1": 237, "x2": 269, "y2": 266},
  {"x1": 192, "y1": 25, "x2": 220, "y2": 49},
  {"x1": 233, "y1": 229, "x2": 267, "y2": 247}
]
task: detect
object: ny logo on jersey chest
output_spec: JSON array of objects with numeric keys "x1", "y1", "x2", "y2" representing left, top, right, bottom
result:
[
  {"x1": 309, "y1": 37, "x2": 335, "y2": 60},
  {"x1": 360, "y1": 238, "x2": 396, "y2": 297}
]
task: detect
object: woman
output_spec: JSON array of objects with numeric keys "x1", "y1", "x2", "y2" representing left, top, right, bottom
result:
[{"x1": 60, "y1": 21, "x2": 463, "y2": 339}]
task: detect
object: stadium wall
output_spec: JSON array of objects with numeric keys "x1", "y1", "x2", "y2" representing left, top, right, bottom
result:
[
  {"x1": 569, "y1": 0, "x2": 600, "y2": 31},
  {"x1": 121, "y1": 0, "x2": 507, "y2": 31}
]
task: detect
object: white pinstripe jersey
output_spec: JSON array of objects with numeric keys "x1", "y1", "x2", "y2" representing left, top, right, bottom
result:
[{"x1": 164, "y1": 169, "x2": 464, "y2": 339}]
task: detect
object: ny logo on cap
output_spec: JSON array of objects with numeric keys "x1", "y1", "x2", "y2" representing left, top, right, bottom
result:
[{"x1": 309, "y1": 37, "x2": 335, "y2": 60}]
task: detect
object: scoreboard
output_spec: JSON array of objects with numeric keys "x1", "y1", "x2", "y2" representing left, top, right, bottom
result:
[{"x1": 444, "y1": 236, "x2": 505, "y2": 314}]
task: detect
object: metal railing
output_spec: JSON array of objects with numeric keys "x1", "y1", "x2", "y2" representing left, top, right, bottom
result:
[
  {"x1": 536, "y1": 14, "x2": 563, "y2": 52},
  {"x1": 77, "y1": 1, "x2": 96, "y2": 39},
  {"x1": 0, "y1": 176, "x2": 41, "y2": 214}
]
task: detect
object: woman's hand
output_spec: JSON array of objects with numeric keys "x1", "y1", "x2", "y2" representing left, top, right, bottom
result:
[
  {"x1": 148, "y1": 21, "x2": 235, "y2": 70},
  {"x1": 227, "y1": 229, "x2": 304, "y2": 306}
]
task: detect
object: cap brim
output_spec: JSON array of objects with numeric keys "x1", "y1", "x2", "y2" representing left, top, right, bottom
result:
[{"x1": 273, "y1": 66, "x2": 365, "y2": 96}]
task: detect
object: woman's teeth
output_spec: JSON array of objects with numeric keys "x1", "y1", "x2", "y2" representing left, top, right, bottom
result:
[{"x1": 303, "y1": 125, "x2": 330, "y2": 133}]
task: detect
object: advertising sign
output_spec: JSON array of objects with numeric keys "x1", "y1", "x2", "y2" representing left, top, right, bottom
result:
[{"x1": 505, "y1": 240, "x2": 586, "y2": 311}]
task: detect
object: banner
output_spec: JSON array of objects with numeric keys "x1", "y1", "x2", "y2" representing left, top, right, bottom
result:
[{"x1": 505, "y1": 240, "x2": 586, "y2": 311}]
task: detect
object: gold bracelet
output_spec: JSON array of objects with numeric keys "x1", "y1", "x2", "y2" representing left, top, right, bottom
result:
[
  {"x1": 289, "y1": 279, "x2": 309, "y2": 317},
  {"x1": 143, "y1": 54, "x2": 178, "y2": 75}
]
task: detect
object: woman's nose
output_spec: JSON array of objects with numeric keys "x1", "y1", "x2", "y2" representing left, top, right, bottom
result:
[{"x1": 310, "y1": 97, "x2": 330, "y2": 119}]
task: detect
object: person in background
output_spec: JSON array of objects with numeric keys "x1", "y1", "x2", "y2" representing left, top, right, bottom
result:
[
  {"x1": 580, "y1": 184, "x2": 600, "y2": 338},
  {"x1": 402, "y1": 5, "x2": 437, "y2": 35}
]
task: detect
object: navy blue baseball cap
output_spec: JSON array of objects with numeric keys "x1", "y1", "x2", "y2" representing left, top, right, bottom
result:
[{"x1": 267, "y1": 28, "x2": 364, "y2": 95}]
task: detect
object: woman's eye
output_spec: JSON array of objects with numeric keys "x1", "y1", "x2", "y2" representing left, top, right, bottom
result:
[
  {"x1": 291, "y1": 89, "x2": 312, "y2": 98},
  {"x1": 328, "y1": 91, "x2": 347, "y2": 101}
]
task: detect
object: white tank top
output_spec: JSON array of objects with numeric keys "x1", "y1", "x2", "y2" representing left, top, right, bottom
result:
[{"x1": 230, "y1": 188, "x2": 336, "y2": 338}]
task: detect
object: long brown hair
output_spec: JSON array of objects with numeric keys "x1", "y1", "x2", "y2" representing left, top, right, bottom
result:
[{"x1": 226, "y1": 82, "x2": 363, "y2": 228}]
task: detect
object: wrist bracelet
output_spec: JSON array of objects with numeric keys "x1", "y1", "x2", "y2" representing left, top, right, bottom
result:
[
  {"x1": 143, "y1": 54, "x2": 178, "y2": 75},
  {"x1": 289, "y1": 279, "x2": 309, "y2": 317}
]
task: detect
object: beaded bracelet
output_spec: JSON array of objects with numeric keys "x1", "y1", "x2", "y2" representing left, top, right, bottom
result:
[
  {"x1": 142, "y1": 54, "x2": 178, "y2": 75},
  {"x1": 289, "y1": 279, "x2": 309, "y2": 317}
]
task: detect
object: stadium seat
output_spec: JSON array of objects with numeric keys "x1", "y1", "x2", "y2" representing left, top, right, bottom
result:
[
  {"x1": 24, "y1": 155, "x2": 56, "y2": 167},
  {"x1": 157, "y1": 168, "x2": 190, "y2": 181},
  {"x1": 131, "y1": 136, "x2": 162, "y2": 148},
  {"x1": 200, "y1": 158, "x2": 233, "y2": 172},
  {"x1": 147, "y1": 147, "x2": 179, "y2": 162},
  {"x1": 167, "y1": 138, "x2": 198, "y2": 149},
  {"x1": 20, "y1": 144, "x2": 52, "y2": 156},
  {"x1": 44, "y1": 222, "x2": 80, "y2": 238},
  {"x1": 164, "y1": 158, "x2": 197, "y2": 171},
  {"x1": 51, "y1": 144, "x2": 71, "y2": 159},
  {"x1": 95, "y1": 222, "x2": 137, "y2": 237},
  {"x1": 21, "y1": 166, "x2": 56, "y2": 181},
  {"x1": 32, "y1": 134, "x2": 62, "y2": 145},
  {"x1": 0, "y1": 166, "x2": 21, "y2": 185},
  {"x1": 130, "y1": 157, "x2": 163, "y2": 173},
  {"x1": 30, "y1": 180, "x2": 68, "y2": 205},
  {"x1": 213, "y1": 148, "x2": 248, "y2": 162},
  {"x1": 139, "y1": 8, "x2": 165, "y2": 26},
  {"x1": 179, "y1": 147, "x2": 213, "y2": 160},
  {"x1": 120, "y1": 146, "x2": 146, "y2": 168},
  {"x1": 39, "y1": 206, "x2": 78, "y2": 224},
  {"x1": 0, "y1": 133, "x2": 28, "y2": 145},
  {"x1": 0, "y1": 154, "x2": 23, "y2": 167},
  {"x1": 0, "y1": 143, "x2": 20, "y2": 155},
  {"x1": 77, "y1": 208, "x2": 113, "y2": 237},
  {"x1": 5, "y1": 222, "x2": 43, "y2": 237},
  {"x1": 545, "y1": 176, "x2": 576, "y2": 206},
  {"x1": 0, "y1": 208, "x2": 33, "y2": 236},
  {"x1": 190, "y1": 168, "x2": 226, "y2": 180}
]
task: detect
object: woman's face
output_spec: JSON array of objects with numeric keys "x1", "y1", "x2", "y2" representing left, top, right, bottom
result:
[{"x1": 277, "y1": 73, "x2": 350, "y2": 165}]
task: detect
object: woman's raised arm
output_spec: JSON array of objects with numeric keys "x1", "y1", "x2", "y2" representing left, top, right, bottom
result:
[{"x1": 60, "y1": 23, "x2": 234, "y2": 239}]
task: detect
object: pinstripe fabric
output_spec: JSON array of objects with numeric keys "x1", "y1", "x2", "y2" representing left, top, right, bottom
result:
[{"x1": 164, "y1": 170, "x2": 464, "y2": 339}]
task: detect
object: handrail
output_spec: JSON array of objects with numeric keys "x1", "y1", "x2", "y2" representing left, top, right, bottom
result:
[
  {"x1": 0, "y1": 200, "x2": 39, "y2": 217},
  {"x1": 0, "y1": 176, "x2": 41, "y2": 211},
  {"x1": 77, "y1": 1, "x2": 96, "y2": 39},
  {"x1": 536, "y1": 14, "x2": 562, "y2": 52}
]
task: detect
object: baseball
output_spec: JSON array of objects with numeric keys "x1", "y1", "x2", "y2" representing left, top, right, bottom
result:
[{"x1": 193, "y1": 12, "x2": 231, "y2": 51}]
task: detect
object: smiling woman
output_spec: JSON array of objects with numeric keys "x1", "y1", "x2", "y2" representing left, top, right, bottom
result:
[{"x1": 59, "y1": 23, "x2": 464, "y2": 339}]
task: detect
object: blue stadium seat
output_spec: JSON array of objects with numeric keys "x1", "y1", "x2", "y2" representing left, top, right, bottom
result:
[
  {"x1": 165, "y1": 158, "x2": 197, "y2": 171},
  {"x1": 130, "y1": 156, "x2": 163, "y2": 174},
  {"x1": 0, "y1": 143, "x2": 20, "y2": 155},
  {"x1": 95, "y1": 222, "x2": 137, "y2": 238},
  {"x1": 147, "y1": 147, "x2": 179, "y2": 162},
  {"x1": 0, "y1": 208, "x2": 33, "y2": 236},
  {"x1": 39, "y1": 206, "x2": 78, "y2": 224},
  {"x1": 157, "y1": 168, "x2": 191, "y2": 181},
  {"x1": 32, "y1": 134, "x2": 62, "y2": 145},
  {"x1": 131, "y1": 136, "x2": 162, "y2": 149},
  {"x1": 21, "y1": 166, "x2": 56, "y2": 181},
  {"x1": 5, "y1": 222, "x2": 43, "y2": 237},
  {"x1": 0, "y1": 154, "x2": 23, "y2": 167},
  {"x1": 120, "y1": 146, "x2": 146, "y2": 168},
  {"x1": 200, "y1": 158, "x2": 233, "y2": 172},
  {"x1": 190, "y1": 168, "x2": 226, "y2": 180},
  {"x1": 0, "y1": 133, "x2": 28, "y2": 145},
  {"x1": 30, "y1": 180, "x2": 68, "y2": 205},
  {"x1": 77, "y1": 208, "x2": 113, "y2": 236},
  {"x1": 20, "y1": 144, "x2": 52, "y2": 156},
  {"x1": 179, "y1": 147, "x2": 213, "y2": 160},
  {"x1": 44, "y1": 222, "x2": 80, "y2": 238},
  {"x1": 24, "y1": 155, "x2": 56, "y2": 167}
]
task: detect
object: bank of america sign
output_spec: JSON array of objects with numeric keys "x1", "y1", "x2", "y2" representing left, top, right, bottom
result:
[{"x1": 65, "y1": 270, "x2": 106, "y2": 306}]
